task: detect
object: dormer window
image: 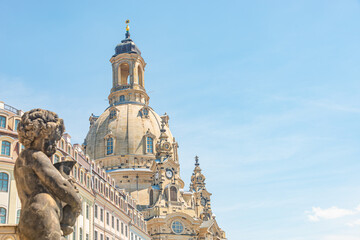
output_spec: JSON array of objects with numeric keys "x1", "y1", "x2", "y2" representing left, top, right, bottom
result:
[
  {"x1": 14, "y1": 119, "x2": 20, "y2": 131},
  {"x1": 120, "y1": 95, "x2": 125, "y2": 102},
  {"x1": 139, "y1": 107, "x2": 150, "y2": 118},
  {"x1": 107, "y1": 138, "x2": 114, "y2": 155},
  {"x1": 109, "y1": 110, "x2": 117, "y2": 119},
  {"x1": 146, "y1": 137, "x2": 153, "y2": 153},
  {"x1": 0, "y1": 116, "x2": 6, "y2": 128}
]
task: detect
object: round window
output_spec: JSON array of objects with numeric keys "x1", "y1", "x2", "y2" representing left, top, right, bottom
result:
[{"x1": 171, "y1": 220, "x2": 184, "y2": 234}]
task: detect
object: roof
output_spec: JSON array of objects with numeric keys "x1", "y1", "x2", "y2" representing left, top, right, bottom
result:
[
  {"x1": 113, "y1": 38, "x2": 141, "y2": 57},
  {"x1": 106, "y1": 168, "x2": 152, "y2": 173}
]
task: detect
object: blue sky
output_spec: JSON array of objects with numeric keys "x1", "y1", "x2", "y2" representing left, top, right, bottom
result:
[{"x1": 1, "y1": 0, "x2": 360, "y2": 239}]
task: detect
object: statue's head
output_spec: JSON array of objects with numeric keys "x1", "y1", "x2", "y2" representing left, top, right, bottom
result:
[{"x1": 18, "y1": 109, "x2": 65, "y2": 157}]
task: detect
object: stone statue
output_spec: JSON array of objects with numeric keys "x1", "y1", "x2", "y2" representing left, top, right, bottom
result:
[{"x1": 15, "y1": 109, "x2": 81, "y2": 240}]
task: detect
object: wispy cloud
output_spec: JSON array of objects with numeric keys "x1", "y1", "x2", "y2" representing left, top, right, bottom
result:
[
  {"x1": 307, "y1": 206, "x2": 356, "y2": 222},
  {"x1": 347, "y1": 219, "x2": 360, "y2": 227},
  {"x1": 323, "y1": 235, "x2": 360, "y2": 240}
]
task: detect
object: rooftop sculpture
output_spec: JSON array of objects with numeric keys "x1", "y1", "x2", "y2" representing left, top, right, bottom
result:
[{"x1": 15, "y1": 109, "x2": 81, "y2": 240}]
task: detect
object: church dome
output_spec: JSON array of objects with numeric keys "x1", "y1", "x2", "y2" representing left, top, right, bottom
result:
[{"x1": 85, "y1": 103, "x2": 174, "y2": 161}]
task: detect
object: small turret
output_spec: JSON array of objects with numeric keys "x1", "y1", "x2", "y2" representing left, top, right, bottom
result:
[{"x1": 190, "y1": 156, "x2": 206, "y2": 192}]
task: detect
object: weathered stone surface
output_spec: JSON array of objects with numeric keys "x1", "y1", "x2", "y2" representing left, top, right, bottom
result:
[
  {"x1": 0, "y1": 225, "x2": 19, "y2": 240},
  {"x1": 14, "y1": 109, "x2": 81, "y2": 240}
]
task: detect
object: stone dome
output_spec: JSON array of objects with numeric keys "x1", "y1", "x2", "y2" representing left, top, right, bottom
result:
[{"x1": 85, "y1": 103, "x2": 174, "y2": 161}]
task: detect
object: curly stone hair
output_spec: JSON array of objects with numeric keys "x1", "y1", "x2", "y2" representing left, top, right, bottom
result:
[{"x1": 18, "y1": 109, "x2": 65, "y2": 149}]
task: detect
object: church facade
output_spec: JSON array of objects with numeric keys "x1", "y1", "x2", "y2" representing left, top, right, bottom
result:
[{"x1": 84, "y1": 24, "x2": 226, "y2": 240}]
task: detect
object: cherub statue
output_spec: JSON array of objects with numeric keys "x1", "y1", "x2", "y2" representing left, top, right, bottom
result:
[{"x1": 15, "y1": 109, "x2": 81, "y2": 240}]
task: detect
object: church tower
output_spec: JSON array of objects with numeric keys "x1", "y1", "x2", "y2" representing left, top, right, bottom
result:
[{"x1": 84, "y1": 21, "x2": 226, "y2": 240}]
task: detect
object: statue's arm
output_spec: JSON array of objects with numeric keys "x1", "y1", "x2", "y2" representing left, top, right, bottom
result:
[{"x1": 32, "y1": 151, "x2": 81, "y2": 212}]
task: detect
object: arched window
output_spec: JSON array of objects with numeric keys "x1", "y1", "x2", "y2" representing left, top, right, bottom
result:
[
  {"x1": 73, "y1": 166, "x2": 77, "y2": 179},
  {"x1": 143, "y1": 108, "x2": 148, "y2": 116},
  {"x1": 146, "y1": 137, "x2": 153, "y2": 153},
  {"x1": 107, "y1": 138, "x2": 114, "y2": 155},
  {"x1": 14, "y1": 119, "x2": 20, "y2": 131},
  {"x1": 119, "y1": 63, "x2": 130, "y2": 85},
  {"x1": 138, "y1": 66, "x2": 143, "y2": 87},
  {"x1": 109, "y1": 110, "x2": 116, "y2": 119},
  {"x1": 120, "y1": 95, "x2": 125, "y2": 102},
  {"x1": 16, "y1": 209, "x2": 21, "y2": 224},
  {"x1": 0, "y1": 207, "x2": 6, "y2": 224},
  {"x1": 0, "y1": 172, "x2": 9, "y2": 192},
  {"x1": 0, "y1": 116, "x2": 6, "y2": 128},
  {"x1": 1, "y1": 141, "x2": 11, "y2": 156},
  {"x1": 54, "y1": 155, "x2": 59, "y2": 164},
  {"x1": 170, "y1": 186, "x2": 177, "y2": 201},
  {"x1": 149, "y1": 189, "x2": 153, "y2": 205}
]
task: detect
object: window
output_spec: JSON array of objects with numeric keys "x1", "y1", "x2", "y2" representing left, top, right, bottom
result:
[
  {"x1": 0, "y1": 172, "x2": 9, "y2": 192},
  {"x1": 16, "y1": 209, "x2": 21, "y2": 224},
  {"x1": 75, "y1": 152, "x2": 78, "y2": 160},
  {"x1": 54, "y1": 155, "x2": 59, "y2": 164},
  {"x1": 14, "y1": 119, "x2": 20, "y2": 131},
  {"x1": 68, "y1": 146, "x2": 71, "y2": 154},
  {"x1": 73, "y1": 226, "x2": 76, "y2": 240},
  {"x1": 146, "y1": 137, "x2": 153, "y2": 153},
  {"x1": 120, "y1": 95, "x2": 125, "y2": 102},
  {"x1": 0, "y1": 208, "x2": 6, "y2": 224},
  {"x1": 143, "y1": 108, "x2": 148, "y2": 116},
  {"x1": 121, "y1": 222, "x2": 124, "y2": 234},
  {"x1": 80, "y1": 227, "x2": 83, "y2": 240},
  {"x1": 117, "y1": 219, "x2": 119, "y2": 231},
  {"x1": 170, "y1": 186, "x2": 177, "y2": 201},
  {"x1": 119, "y1": 63, "x2": 130, "y2": 85},
  {"x1": 100, "y1": 208, "x2": 104, "y2": 222},
  {"x1": 86, "y1": 234, "x2": 89, "y2": 240},
  {"x1": 149, "y1": 189, "x2": 153, "y2": 205},
  {"x1": 100, "y1": 234, "x2": 103, "y2": 240},
  {"x1": 73, "y1": 166, "x2": 77, "y2": 179},
  {"x1": 131, "y1": 233, "x2": 133, "y2": 240},
  {"x1": 94, "y1": 205, "x2": 98, "y2": 218},
  {"x1": 94, "y1": 231, "x2": 98, "y2": 240},
  {"x1": 86, "y1": 204, "x2": 89, "y2": 219},
  {"x1": 109, "y1": 110, "x2": 116, "y2": 119},
  {"x1": 112, "y1": 215, "x2": 114, "y2": 228},
  {"x1": 106, "y1": 212, "x2": 109, "y2": 225},
  {"x1": 86, "y1": 176, "x2": 90, "y2": 188},
  {"x1": 61, "y1": 141, "x2": 64, "y2": 150},
  {"x1": 171, "y1": 221, "x2": 184, "y2": 234},
  {"x1": 80, "y1": 171, "x2": 83, "y2": 184},
  {"x1": 107, "y1": 138, "x2": 114, "y2": 155},
  {"x1": 0, "y1": 116, "x2": 6, "y2": 128},
  {"x1": 125, "y1": 226, "x2": 128, "y2": 237},
  {"x1": 1, "y1": 141, "x2": 11, "y2": 156},
  {"x1": 138, "y1": 66, "x2": 143, "y2": 87}
]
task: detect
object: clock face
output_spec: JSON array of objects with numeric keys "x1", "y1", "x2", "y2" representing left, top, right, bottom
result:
[
  {"x1": 164, "y1": 142, "x2": 171, "y2": 150},
  {"x1": 201, "y1": 197, "x2": 206, "y2": 206},
  {"x1": 166, "y1": 169, "x2": 173, "y2": 179},
  {"x1": 155, "y1": 172, "x2": 159, "y2": 180}
]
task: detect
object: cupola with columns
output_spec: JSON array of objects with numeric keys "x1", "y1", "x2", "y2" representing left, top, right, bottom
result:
[{"x1": 108, "y1": 20, "x2": 149, "y2": 107}]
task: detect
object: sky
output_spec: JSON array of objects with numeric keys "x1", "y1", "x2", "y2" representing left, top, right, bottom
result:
[{"x1": 1, "y1": 0, "x2": 360, "y2": 239}]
